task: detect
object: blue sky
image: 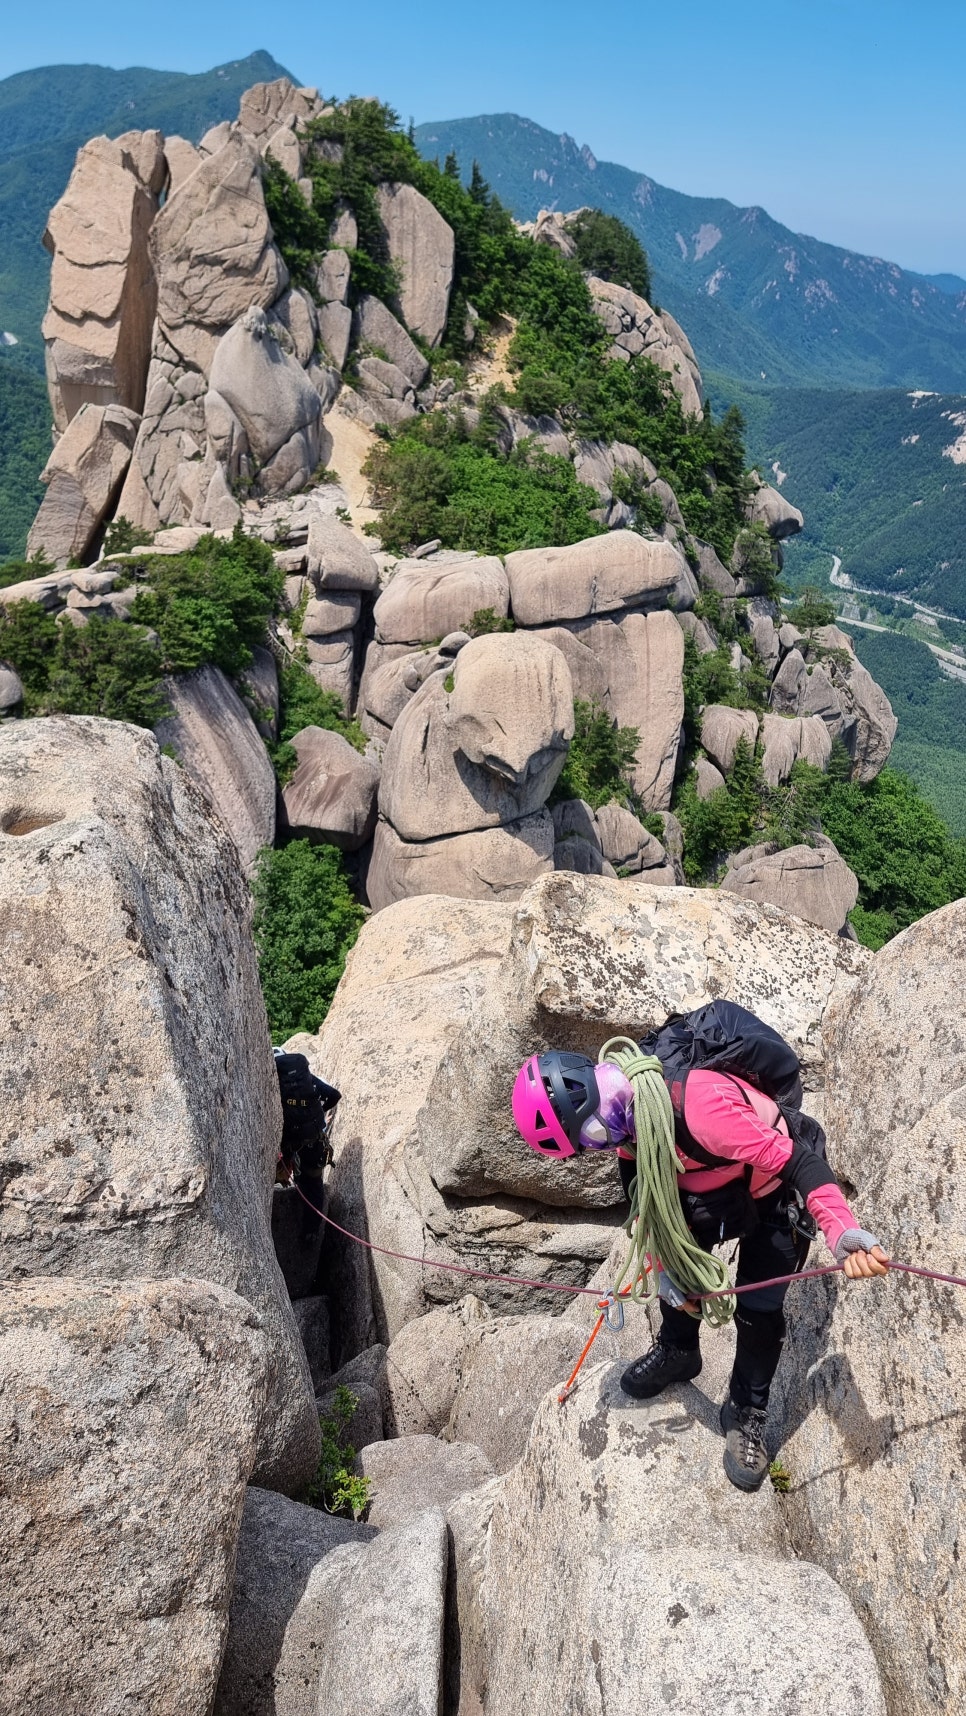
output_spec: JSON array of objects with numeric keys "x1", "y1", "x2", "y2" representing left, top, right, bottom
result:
[{"x1": 2, "y1": 0, "x2": 964, "y2": 275}]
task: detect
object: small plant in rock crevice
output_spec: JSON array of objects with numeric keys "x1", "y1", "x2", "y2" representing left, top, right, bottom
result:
[{"x1": 306, "y1": 1385, "x2": 372, "y2": 1520}]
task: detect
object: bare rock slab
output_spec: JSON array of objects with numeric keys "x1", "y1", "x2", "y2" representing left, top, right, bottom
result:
[
  {"x1": 482, "y1": 1362, "x2": 884, "y2": 1716},
  {"x1": 357, "y1": 1435, "x2": 494, "y2": 1528},
  {"x1": 774, "y1": 897, "x2": 966, "y2": 1716},
  {"x1": 0, "y1": 1276, "x2": 269, "y2": 1716},
  {"x1": 155, "y1": 663, "x2": 276, "y2": 874},
  {"x1": 0, "y1": 717, "x2": 317, "y2": 1493},
  {"x1": 376, "y1": 182, "x2": 455, "y2": 346}
]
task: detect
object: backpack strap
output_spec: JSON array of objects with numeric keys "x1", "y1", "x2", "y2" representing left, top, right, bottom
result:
[{"x1": 666, "y1": 1067, "x2": 755, "y2": 1178}]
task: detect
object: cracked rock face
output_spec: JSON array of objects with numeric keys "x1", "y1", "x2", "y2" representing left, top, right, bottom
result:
[
  {"x1": 0, "y1": 716, "x2": 317, "y2": 1493},
  {"x1": 42, "y1": 130, "x2": 166, "y2": 431},
  {"x1": 775, "y1": 897, "x2": 966, "y2": 1716}
]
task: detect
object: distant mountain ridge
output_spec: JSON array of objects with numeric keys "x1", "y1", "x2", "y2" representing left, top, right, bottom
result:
[
  {"x1": 414, "y1": 113, "x2": 966, "y2": 393},
  {"x1": 0, "y1": 49, "x2": 293, "y2": 360},
  {"x1": 924, "y1": 273, "x2": 966, "y2": 297}
]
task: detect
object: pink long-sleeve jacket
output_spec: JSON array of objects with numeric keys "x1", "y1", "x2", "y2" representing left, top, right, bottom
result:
[{"x1": 619, "y1": 1068, "x2": 857, "y2": 1252}]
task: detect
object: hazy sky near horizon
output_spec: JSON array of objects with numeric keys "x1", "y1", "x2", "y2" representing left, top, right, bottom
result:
[{"x1": 3, "y1": 0, "x2": 964, "y2": 276}]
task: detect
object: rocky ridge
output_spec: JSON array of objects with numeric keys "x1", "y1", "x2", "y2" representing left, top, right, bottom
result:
[
  {"x1": 0, "y1": 72, "x2": 957, "y2": 1716},
  {"x1": 0, "y1": 74, "x2": 900, "y2": 933}
]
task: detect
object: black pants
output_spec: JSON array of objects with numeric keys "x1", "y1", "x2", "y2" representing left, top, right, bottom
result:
[{"x1": 617, "y1": 1158, "x2": 809, "y2": 1410}]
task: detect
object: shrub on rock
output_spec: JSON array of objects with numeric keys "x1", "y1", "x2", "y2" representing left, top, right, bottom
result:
[{"x1": 252, "y1": 837, "x2": 366, "y2": 1037}]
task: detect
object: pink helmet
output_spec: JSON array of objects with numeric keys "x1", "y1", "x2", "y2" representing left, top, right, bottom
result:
[
  {"x1": 512, "y1": 1053, "x2": 635, "y2": 1157},
  {"x1": 512, "y1": 1052, "x2": 596, "y2": 1157}
]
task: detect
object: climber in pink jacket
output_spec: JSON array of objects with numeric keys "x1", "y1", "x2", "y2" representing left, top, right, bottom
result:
[{"x1": 512, "y1": 1040, "x2": 888, "y2": 1492}]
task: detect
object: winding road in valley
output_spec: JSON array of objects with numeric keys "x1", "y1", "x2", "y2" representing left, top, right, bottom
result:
[{"x1": 829, "y1": 555, "x2": 966, "y2": 683}]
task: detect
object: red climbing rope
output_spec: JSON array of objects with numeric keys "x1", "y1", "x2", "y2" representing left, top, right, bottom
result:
[
  {"x1": 293, "y1": 1183, "x2": 966, "y2": 1405},
  {"x1": 294, "y1": 1184, "x2": 604, "y2": 1296},
  {"x1": 293, "y1": 1182, "x2": 966, "y2": 1299}
]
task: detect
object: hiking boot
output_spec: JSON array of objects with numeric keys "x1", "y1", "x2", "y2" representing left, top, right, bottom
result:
[
  {"x1": 720, "y1": 1397, "x2": 770, "y2": 1491},
  {"x1": 620, "y1": 1340, "x2": 702, "y2": 1400}
]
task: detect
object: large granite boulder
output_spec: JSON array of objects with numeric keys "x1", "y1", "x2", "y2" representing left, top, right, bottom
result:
[
  {"x1": 1, "y1": 1277, "x2": 269, "y2": 1716},
  {"x1": 382, "y1": 1297, "x2": 495, "y2": 1436},
  {"x1": 300, "y1": 591, "x2": 362, "y2": 638},
  {"x1": 306, "y1": 510, "x2": 380, "y2": 593},
  {"x1": 0, "y1": 663, "x2": 24, "y2": 711},
  {"x1": 378, "y1": 634, "x2": 573, "y2": 841},
  {"x1": 769, "y1": 640, "x2": 897, "y2": 783},
  {"x1": 376, "y1": 182, "x2": 455, "y2": 346},
  {"x1": 776, "y1": 898, "x2": 966, "y2": 1716},
  {"x1": 353, "y1": 294, "x2": 429, "y2": 389},
  {"x1": 280, "y1": 725, "x2": 380, "y2": 850},
  {"x1": 531, "y1": 622, "x2": 611, "y2": 707},
  {"x1": 303, "y1": 630, "x2": 356, "y2": 710},
  {"x1": 360, "y1": 640, "x2": 465, "y2": 737},
  {"x1": 760, "y1": 712, "x2": 832, "y2": 787},
  {"x1": 154, "y1": 664, "x2": 276, "y2": 874},
  {"x1": 207, "y1": 306, "x2": 322, "y2": 490},
  {"x1": 373, "y1": 555, "x2": 509, "y2": 644},
  {"x1": 720, "y1": 837, "x2": 859, "y2": 935},
  {"x1": 447, "y1": 1314, "x2": 588, "y2": 1472},
  {"x1": 27, "y1": 402, "x2": 139, "y2": 565},
  {"x1": 367, "y1": 811, "x2": 555, "y2": 912},
  {"x1": 150, "y1": 129, "x2": 286, "y2": 373},
  {"x1": 506, "y1": 530, "x2": 685, "y2": 626},
  {"x1": 595, "y1": 800, "x2": 668, "y2": 874},
  {"x1": 700, "y1": 703, "x2": 760, "y2": 774},
  {"x1": 480, "y1": 1364, "x2": 883, "y2": 1716},
  {"x1": 41, "y1": 130, "x2": 165, "y2": 431},
  {"x1": 747, "y1": 478, "x2": 805, "y2": 538},
  {"x1": 568, "y1": 610, "x2": 684, "y2": 809},
  {"x1": 0, "y1": 717, "x2": 317, "y2": 1491}
]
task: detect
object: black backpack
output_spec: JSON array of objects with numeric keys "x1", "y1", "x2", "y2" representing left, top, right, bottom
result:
[
  {"x1": 638, "y1": 999, "x2": 827, "y2": 1170},
  {"x1": 274, "y1": 1051, "x2": 339, "y2": 1159}
]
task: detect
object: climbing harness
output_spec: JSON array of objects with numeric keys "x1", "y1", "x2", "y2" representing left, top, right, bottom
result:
[{"x1": 598, "y1": 1037, "x2": 736, "y2": 1326}]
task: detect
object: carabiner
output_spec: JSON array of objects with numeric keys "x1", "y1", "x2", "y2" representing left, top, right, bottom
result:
[{"x1": 597, "y1": 1290, "x2": 625, "y2": 1333}]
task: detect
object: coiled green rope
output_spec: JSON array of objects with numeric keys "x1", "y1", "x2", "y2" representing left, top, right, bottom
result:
[{"x1": 600, "y1": 1036, "x2": 735, "y2": 1328}]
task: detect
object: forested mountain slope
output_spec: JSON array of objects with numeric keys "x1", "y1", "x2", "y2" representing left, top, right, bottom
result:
[
  {"x1": 715, "y1": 379, "x2": 966, "y2": 614},
  {"x1": 414, "y1": 113, "x2": 966, "y2": 393}
]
